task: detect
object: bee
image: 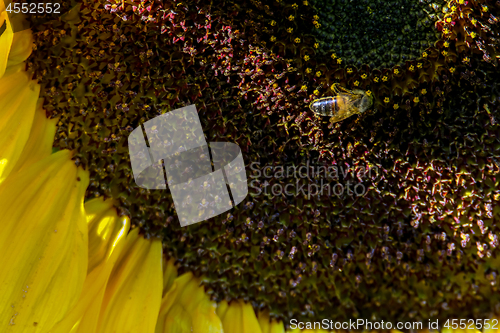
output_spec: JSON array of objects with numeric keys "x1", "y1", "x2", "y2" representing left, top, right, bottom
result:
[{"x1": 309, "y1": 83, "x2": 373, "y2": 123}]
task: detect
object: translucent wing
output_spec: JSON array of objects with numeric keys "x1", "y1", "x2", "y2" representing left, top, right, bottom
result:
[
  {"x1": 327, "y1": 93, "x2": 363, "y2": 123},
  {"x1": 331, "y1": 83, "x2": 356, "y2": 95}
]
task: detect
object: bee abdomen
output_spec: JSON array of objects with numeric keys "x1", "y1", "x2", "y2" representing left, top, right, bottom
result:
[{"x1": 309, "y1": 97, "x2": 336, "y2": 116}]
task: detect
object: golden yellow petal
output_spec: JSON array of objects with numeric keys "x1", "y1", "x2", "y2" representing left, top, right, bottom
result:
[
  {"x1": 0, "y1": 70, "x2": 40, "y2": 183},
  {"x1": 0, "y1": 10, "x2": 14, "y2": 79},
  {"x1": 7, "y1": 28, "x2": 33, "y2": 68},
  {"x1": 96, "y1": 227, "x2": 163, "y2": 333},
  {"x1": 217, "y1": 300, "x2": 263, "y2": 333},
  {"x1": 0, "y1": 150, "x2": 89, "y2": 332},
  {"x1": 49, "y1": 198, "x2": 130, "y2": 333},
  {"x1": 85, "y1": 198, "x2": 130, "y2": 273},
  {"x1": 162, "y1": 258, "x2": 178, "y2": 296},
  {"x1": 159, "y1": 303, "x2": 193, "y2": 333},
  {"x1": 156, "y1": 272, "x2": 223, "y2": 333},
  {"x1": 9, "y1": 99, "x2": 56, "y2": 176},
  {"x1": 190, "y1": 292, "x2": 224, "y2": 333},
  {"x1": 258, "y1": 311, "x2": 285, "y2": 333}
]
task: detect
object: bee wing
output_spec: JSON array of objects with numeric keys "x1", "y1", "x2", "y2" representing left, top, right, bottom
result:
[
  {"x1": 331, "y1": 83, "x2": 354, "y2": 95},
  {"x1": 328, "y1": 93, "x2": 363, "y2": 123},
  {"x1": 331, "y1": 83, "x2": 342, "y2": 95}
]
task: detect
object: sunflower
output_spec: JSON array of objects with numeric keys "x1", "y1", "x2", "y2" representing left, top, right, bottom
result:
[
  {"x1": 3, "y1": 0, "x2": 500, "y2": 331},
  {"x1": 0, "y1": 4, "x2": 285, "y2": 333}
]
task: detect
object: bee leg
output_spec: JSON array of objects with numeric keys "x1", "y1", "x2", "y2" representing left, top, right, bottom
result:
[
  {"x1": 331, "y1": 83, "x2": 342, "y2": 95},
  {"x1": 336, "y1": 84, "x2": 353, "y2": 94}
]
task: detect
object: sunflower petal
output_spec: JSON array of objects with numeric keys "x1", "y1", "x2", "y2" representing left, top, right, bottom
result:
[
  {"x1": 49, "y1": 198, "x2": 130, "y2": 333},
  {"x1": 7, "y1": 28, "x2": 33, "y2": 68},
  {"x1": 96, "y1": 227, "x2": 163, "y2": 333},
  {"x1": 9, "y1": 99, "x2": 56, "y2": 176},
  {"x1": 0, "y1": 150, "x2": 89, "y2": 332},
  {"x1": 258, "y1": 311, "x2": 285, "y2": 333},
  {"x1": 0, "y1": 70, "x2": 39, "y2": 183},
  {"x1": 162, "y1": 258, "x2": 178, "y2": 296},
  {"x1": 217, "y1": 300, "x2": 263, "y2": 333},
  {"x1": 0, "y1": 10, "x2": 14, "y2": 79},
  {"x1": 156, "y1": 272, "x2": 223, "y2": 333}
]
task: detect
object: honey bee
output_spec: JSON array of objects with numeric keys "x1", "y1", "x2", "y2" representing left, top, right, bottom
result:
[{"x1": 309, "y1": 83, "x2": 373, "y2": 123}]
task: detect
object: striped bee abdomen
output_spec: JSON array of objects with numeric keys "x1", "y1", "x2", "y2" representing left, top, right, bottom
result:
[
  {"x1": 309, "y1": 97, "x2": 337, "y2": 116},
  {"x1": 309, "y1": 96, "x2": 350, "y2": 116}
]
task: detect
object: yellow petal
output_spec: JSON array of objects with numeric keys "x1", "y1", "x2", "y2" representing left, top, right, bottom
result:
[
  {"x1": 156, "y1": 272, "x2": 223, "y2": 333},
  {"x1": 96, "y1": 227, "x2": 163, "y2": 333},
  {"x1": 162, "y1": 258, "x2": 178, "y2": 296},
  {"x1": 0, "y1": 10, "x2": 14, "y2": 79},
  {"x1": 9, "y1": 99, "x2": 56, "y2": 176},
  {"x1": 86, "y1": 198, "x2": 130, "y2": 274},
  {"x1": 49, "y1": 198, "x2": 130, "y2": 333},
  {"x1": 7, "y1": 28, "x2": 33, "y2": 68},
  {"x1": 160, "y1": 302, "x2": 193, "y2": 333},
  {"x1": 0, "y1": 70, "x2": 39, "y2": 183},
  {"x1": 258, "y1": 311, "x2": 285, "y2": 333},
  {"x1": 217, "y1": 300, "x2": 263, "y2": 333},
  {"x1": 0, "y1": 150, "x2": 89, "y2": 332}
]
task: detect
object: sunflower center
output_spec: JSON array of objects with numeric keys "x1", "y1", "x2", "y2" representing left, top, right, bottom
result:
[
  {"x1": 26, "y1": 0, "x2": 500, "y2": 326},
  {"x1": 310, "y1": 0, "x2": 446, "y2": 68}
]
